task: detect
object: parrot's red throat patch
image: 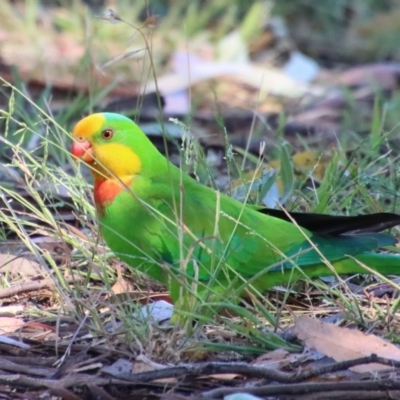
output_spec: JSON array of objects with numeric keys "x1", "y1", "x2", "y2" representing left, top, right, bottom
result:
[{"x1": 94, "y1": 177, "x2": 132, "y2": 213}]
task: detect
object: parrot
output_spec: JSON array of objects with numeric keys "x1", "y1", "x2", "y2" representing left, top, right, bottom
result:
[{"x1": 71, "y1": 112, "x2": 400, "y2": 306}]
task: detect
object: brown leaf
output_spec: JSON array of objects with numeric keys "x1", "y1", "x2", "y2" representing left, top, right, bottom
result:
[
  {"x1": 111, "y1": 277, "x2": 135, "y2": 295},
  {"x1": 294, "y1": 316, "x2": 400, "y2": 373},
  {"x1": 0, "y1": 254, "x2": 43, "y2": 279},
  {"x1": 251, "y1": 348, "x2": 305, "y2": 370},
  {"x1": 0, "y1": 317, "x2": 24, "y2": 333}
]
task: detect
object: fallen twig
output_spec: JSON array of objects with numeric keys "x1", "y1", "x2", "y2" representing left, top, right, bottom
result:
[
  {"x1": 288, "y1": 390, "x2": 400, "y2": 400},
  {"x1": 0, "y1": 276, "x2": 83, "y2": 299},
  {"x1": 201, "y1": 379, "x2": 400, "y2": 399},
  {"x1": 102, "y1": 354, "x2": 399, "y2": 384},
  {"x1": 0, "y1": 358, "x2": 53, "y2": 377}
]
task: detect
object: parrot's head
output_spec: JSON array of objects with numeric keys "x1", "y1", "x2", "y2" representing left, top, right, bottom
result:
[{"x1": 71, "y1": 113, "x2": 155, "y2": 181}]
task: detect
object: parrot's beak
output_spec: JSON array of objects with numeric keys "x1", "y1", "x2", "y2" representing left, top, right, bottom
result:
[{"x1": 71, "y1": 139, "x2": 94, "y2": 163}]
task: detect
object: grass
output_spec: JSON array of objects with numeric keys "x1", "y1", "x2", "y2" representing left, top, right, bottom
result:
[
  {"x1": 2, "y1": 83, "x2": 400, "y2": 359},
  {"x1": 1, "y1": 0, "x2": 400, "y2": 367}
]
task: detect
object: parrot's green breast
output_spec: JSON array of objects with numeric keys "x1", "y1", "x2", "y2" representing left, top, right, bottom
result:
[{"x1": 98, "y1": 175, "x2": 312, "y2": 288}]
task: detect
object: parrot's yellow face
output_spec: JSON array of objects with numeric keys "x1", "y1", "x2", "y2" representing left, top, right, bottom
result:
[
  {"x1": 71, "y1": 113, "x2": 142, "y2": 181},
  {"x1": 71, "y1": 113, "x2": 105, "y2": 163}
]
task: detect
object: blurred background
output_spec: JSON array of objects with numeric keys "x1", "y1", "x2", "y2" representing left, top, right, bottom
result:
[{"x1": 2, "y1": 0, "x2": 400, "y2": 195}]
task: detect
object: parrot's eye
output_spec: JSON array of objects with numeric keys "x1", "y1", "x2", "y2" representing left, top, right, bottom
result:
[{"x1": 102, "y1": 129, "x2": 114, "y2": 140}]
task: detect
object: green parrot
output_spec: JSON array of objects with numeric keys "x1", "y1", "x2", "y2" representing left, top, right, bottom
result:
[{"x1": 71, "y1": 112, "x2": 400, "y2": 304}]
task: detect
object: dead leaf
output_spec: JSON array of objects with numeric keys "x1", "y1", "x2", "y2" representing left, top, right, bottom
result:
[
  {"x1": 294, "y1": 316, "x2": 400, "y2": 373},
  {"x1": 111, "y1": 276, "x2": 135, "y2": 295},
  {"x1": 0, "y1": 317, "x2": 24, "y2": 333},
  {"x1": 0, "y1": 254, "x2": 43, "y2": 279},
  {"x1": 252, "y1": 349, "x2": 304, "y2": 370}
]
